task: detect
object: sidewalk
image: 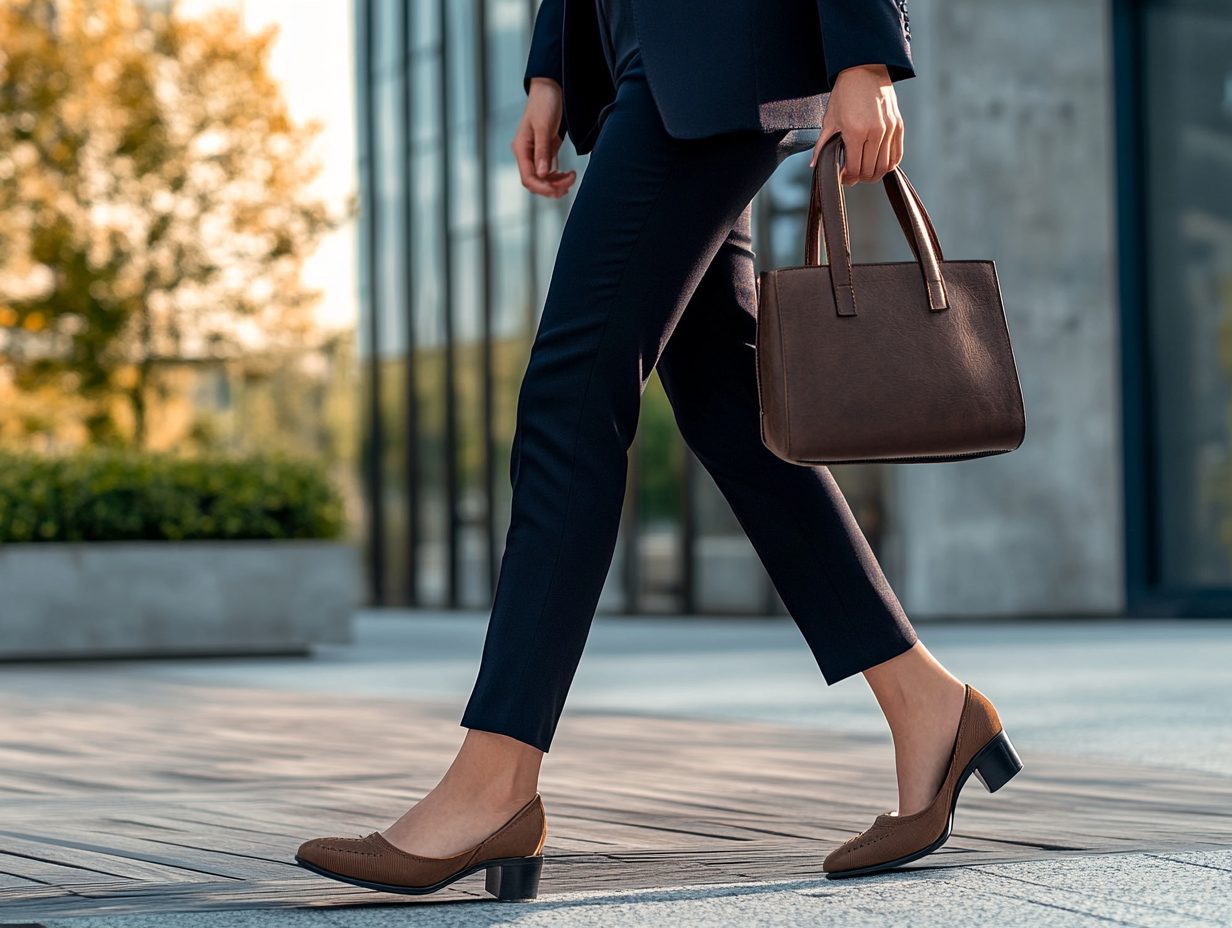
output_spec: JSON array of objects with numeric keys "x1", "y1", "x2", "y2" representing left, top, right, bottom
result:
[
  {"x1": 2, "y1": 615, "x2": 1231, "y2": 927},
  {"x1": 32, "y1": 852, "x2": 1232, "y2": 928}
]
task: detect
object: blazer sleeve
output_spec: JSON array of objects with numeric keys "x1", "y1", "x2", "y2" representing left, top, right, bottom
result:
[
  {"x1": 816, "y1": 0, "x2": 914, "y2": 86},
  {"x1": 524, "y1": 0, "x2": 564, "y2": 92}
]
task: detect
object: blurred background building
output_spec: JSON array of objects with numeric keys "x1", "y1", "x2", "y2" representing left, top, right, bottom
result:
[
  {"x1": 350, "y1": 0, "x2": 1232, "y2": 619},
  {"x1": 9, "y1": 0, "x2": 1220, "y2": 620}
]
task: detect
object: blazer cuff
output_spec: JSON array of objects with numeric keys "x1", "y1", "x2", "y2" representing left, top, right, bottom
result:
[
  {"x1": 828, "y1": 57, "x2": 914, "y2": 85},
  {"x1": 818, "y1": 0, "x2": 915, "y2": 86}
]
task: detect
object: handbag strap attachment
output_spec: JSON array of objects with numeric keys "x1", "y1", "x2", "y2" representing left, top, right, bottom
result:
[{"x1": 804, "y1": 134, "x2": 950, "y2": 314}]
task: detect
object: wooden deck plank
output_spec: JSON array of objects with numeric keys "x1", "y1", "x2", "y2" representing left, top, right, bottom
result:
[
  {"x1": 1, "y1": 829, "x2": 303, "y2": 881},
  {"x1": 0, "y1": 870, "x2": 49, "y2": 890},
  {"x1": 0, "y1": 850, "x2": 138, "y2": 887},
  {"x1": 0, "y1": 832, "x2": 220, "y2": 884}
]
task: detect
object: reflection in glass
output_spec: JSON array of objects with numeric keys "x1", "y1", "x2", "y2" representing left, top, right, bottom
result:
[
  {"x1": 372, "y1": 0, "x2": 410, "y2": 603},
  {"x1": 1144, "y1": 1, "x2": 1232, "y2": 587},
  {"x1": 410, "y1": 0, "x2": 448, "y2": 605}
]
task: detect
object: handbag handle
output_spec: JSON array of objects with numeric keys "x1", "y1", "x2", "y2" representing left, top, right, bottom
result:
[{"x1": 804, "y1": 134, "x2": 950, "y2": 315}]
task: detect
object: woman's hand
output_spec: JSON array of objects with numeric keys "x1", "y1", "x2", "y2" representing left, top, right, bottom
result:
[
  {"x1": 811, "y1": 64, "x2": 904, "y2": 186},
  {"x1": 513, "y1": 78, "x2": 577, "y2": 199}
]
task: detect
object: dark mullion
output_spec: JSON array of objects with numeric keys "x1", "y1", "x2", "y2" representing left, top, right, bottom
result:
[
  {"x1": 1111, "y1": 0, "x2": 1155, "y2": 613},
  {"x1": 439, "y1": 0, "x2": 460, "y2": 607},
  {"x1": 476, "y1": 0, "x2": 498, "y2": 600},
  {"x1": 680, "y1": 449, "x2": 697, "y2": 615},
  {"x1": 622, "y1": 440, "x2": 641, "y2": 614},
  {"x1": 400, "y1": 0, "x2": 420, "y2": 605},
  {"x1": 358, "y1": 0, "x2": 385, "y2": 605}
]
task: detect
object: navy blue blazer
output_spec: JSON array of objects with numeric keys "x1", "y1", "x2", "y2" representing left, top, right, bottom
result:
[{"x1": 525, "y1": 0, "x2": 914, "y2": 154}]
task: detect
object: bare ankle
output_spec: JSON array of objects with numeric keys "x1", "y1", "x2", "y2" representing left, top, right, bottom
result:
[
  {"x1": 442, "y1": 729, "x2": 543, "y2": 802},
  {"x1": 435, "y1": 774, "x2": 535, "y2": 813},
  {"x1": 863, "y1": 643, "x2": 963, "y2": 722}
]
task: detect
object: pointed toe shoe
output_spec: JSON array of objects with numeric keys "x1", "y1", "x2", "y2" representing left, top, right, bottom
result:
[{"x1": 296, "y1": 794, "x2": 547, "y2": 901}]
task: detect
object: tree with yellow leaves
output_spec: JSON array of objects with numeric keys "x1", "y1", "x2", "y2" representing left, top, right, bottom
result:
[{"x1": 0, "y1": 0, "x2": 333, "y2": 446}]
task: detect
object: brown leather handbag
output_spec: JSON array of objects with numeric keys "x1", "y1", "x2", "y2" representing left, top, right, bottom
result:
[{"x1": 756, "y1": 135, "x2": 1026, "y2": 465}]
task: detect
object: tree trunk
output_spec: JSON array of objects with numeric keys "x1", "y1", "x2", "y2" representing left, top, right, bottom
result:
[{"x1": 131, "y1": 369, "x2": 148, "y2": 449}]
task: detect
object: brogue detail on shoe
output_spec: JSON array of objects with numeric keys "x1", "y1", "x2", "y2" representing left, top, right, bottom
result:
[{"x1": 316, "y1": 840, "x2": 383, "y2": 857}]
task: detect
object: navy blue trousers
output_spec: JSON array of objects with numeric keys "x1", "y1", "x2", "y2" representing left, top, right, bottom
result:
[{"x1": 461, "y1": 69, "x2": 917, "y2": 752}]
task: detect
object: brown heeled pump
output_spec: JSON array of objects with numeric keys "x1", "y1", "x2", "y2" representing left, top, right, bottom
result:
[
  {"x1": 823, "y1": 685, "x2": 1022, "y2": 878},
  {"x1": 296, "y1": 794, "x2": 546, "y2": 901}
]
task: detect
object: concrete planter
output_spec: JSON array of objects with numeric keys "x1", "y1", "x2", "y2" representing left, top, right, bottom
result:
[{"x1": 0, "y1": 541, "x2": 359, "y2": 659}]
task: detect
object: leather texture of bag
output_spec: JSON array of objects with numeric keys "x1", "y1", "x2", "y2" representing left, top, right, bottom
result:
[{"x1": 756, "y1": 134, "x2": 1026, "y2": 465}]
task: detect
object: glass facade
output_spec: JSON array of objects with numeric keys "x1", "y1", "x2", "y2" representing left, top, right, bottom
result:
[
  {"x1": 1144, "y1": 1, "x2": 1232, "y2": 588},
  {"x1": 1124, "y1": 0, "x2": 1232, "y2": 608},
  {"x1": 355, "y1": 0, "x2": 891, "y2": 611},
  {"x1": 356, "y1": 0, "x2": 1232, "y2": 615}
]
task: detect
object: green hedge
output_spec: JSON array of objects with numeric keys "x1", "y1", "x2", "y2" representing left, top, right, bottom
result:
[{"x1": 0, "y1": 452, "x2": 345, "y2": 543}]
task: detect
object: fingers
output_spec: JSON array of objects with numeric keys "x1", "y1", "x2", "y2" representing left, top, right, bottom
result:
[
  {"x1": 838, "y1": 133, "x2": 881, "y2": 186},
  {"x1": 880, "y1": 95, "x2": 905, "y2": 181},
  {"x1": 871, "y1": 128, "x2": 894, "y2": 184},
  {"x1": 842, "y1": 113, "x2": 907, "y2": 185},
  {"x1": 532, "y1": 170, "x2": 578, "y2": 198},
  {"x1": 513, "y1": 118, "x2": 575, "y2": 198},
  {"x1": 815, "y1": 114, "x2": 891, "y2": 185},
  {"x1": 819, "y1": 64, "x2": 906, "y2": 185},
  {"x1": 889, "y1": 113, "x2": 905, "y2": 175}
]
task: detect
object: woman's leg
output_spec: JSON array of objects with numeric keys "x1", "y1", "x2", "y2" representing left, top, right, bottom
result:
[
  {"x1": 863, "y1": 644, "x2": 966, "y2": 815},
  {"x1": 655, "y1": 205, "x2": 964, "y2": 816},
  {"x1": 381, "y1": 648, "x2": 966, "y2": 857},
  {"x1": 384, "y1": 72, "x2": 786, "y2": 855}
]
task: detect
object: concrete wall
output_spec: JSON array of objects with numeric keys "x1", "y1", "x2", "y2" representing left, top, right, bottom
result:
[
  {"x1": 888, "y1": 0, "x2": 1125, "y2": 616},
  {"x1": 0, "y1": 541, "x2": 359, "y2": 659}
]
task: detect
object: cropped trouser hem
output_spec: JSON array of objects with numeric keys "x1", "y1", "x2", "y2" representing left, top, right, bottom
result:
[{"x1": 460, "y1": 628, "x2": 916, "y2": 754}]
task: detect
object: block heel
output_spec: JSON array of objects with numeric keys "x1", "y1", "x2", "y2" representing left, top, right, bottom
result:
[
  {"x1": 485, "y1": 856, "x2": 542, "y2": 901},
  {"x1": 971, "y1": 730, "x2": 1023, "y2": 793}
]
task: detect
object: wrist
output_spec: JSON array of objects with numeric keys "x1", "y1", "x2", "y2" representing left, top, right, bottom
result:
[
  {"x1": 835, "y1": 63, "x2": 891, "y2": 86},
  {"x1": 529, "y1": 76, "x2": 562, "y2": 94}
]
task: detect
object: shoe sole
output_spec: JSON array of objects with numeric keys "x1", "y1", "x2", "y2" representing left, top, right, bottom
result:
[
  {"x1": 825, "y1": 730, "x2": 1023, "y2": 880},
  {"x1": 295, "y1": 853, "x2": 543, "y2": 901}
]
